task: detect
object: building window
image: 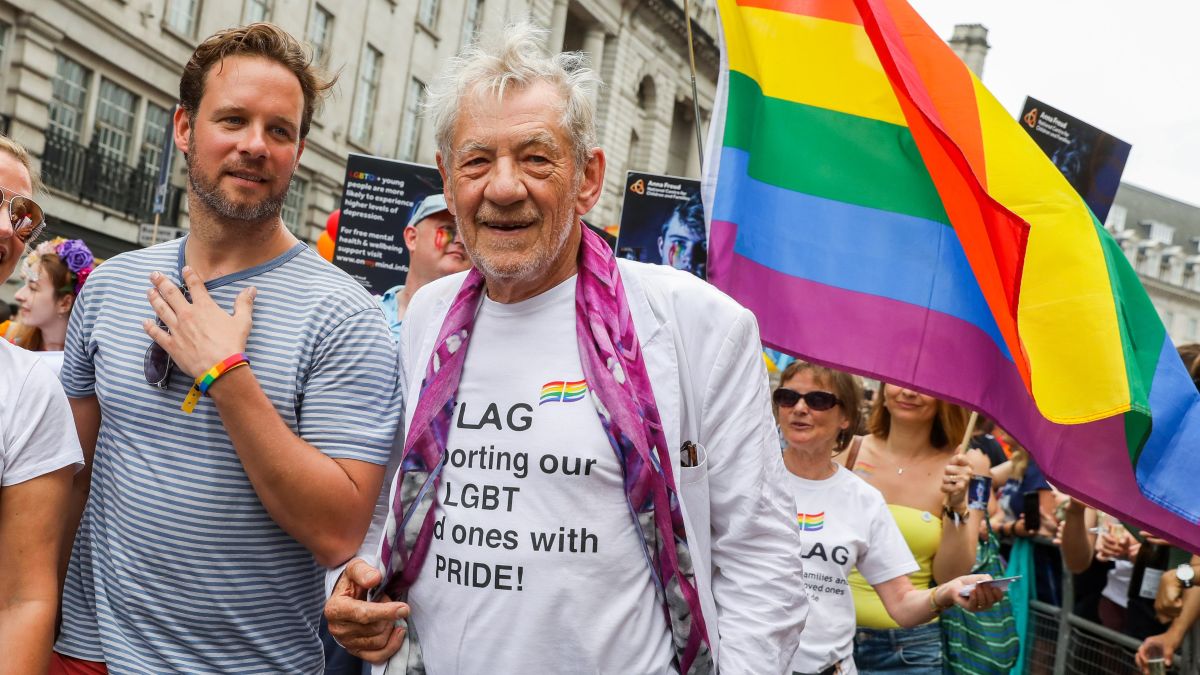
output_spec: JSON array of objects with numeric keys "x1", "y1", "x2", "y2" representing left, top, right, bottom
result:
[
  {"x1": 165, "y1": 0, "x2": 199, "y2": 36},
  {"x1": 626, "y1": 130, "x2": 640, "y2": 171},
  {"x1": 141, "y1": 103, "x2": 173, "y2": 171},
  {"x1": 308, "y1": 5, "x2": 334, "y2": 66},
  {"x1": 243, "y1": 0, "x2": 270, "y2": 23},
  {"x1": 0, "y1": 23, "x2": 10, "y2": 71},
  {"x1": 666, "y1": 100, "x2": 694, "y2": 177},
  {"x1": 1139, "y1": 220, "x2": 1176, "y2": 247},
  {"x1": 93, "y1": 79, "x2": 138, "y2": 162},
  {"x1": 1189, "y1": 317, "x2": 1199, "y2": 341},
  {"x1": 350, "y1": 45, "x2": 381, "y2": 146},
  {"x1": 461, "y1": 0, "x2": 483, "y2": 48},
  {"x1": 418, "y1": 0, "x2": 440, "y2": 29},
  {"x1": 398, "y1": 78, "x2": 425, "y2": 161},
  {"x1": 0, "y1": 24, "x2": 9, "y2": 108},
  {"x1": 49, "y1": 54, "x2": 92, "y2": 142},
  {"x1": 282, "y1": 176, "x2": 308, "y2": 234}
]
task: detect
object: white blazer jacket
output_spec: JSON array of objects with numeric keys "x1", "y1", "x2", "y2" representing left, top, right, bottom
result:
[{"x1": 331, "y1": 259, "x2": 808, "y2": 674}]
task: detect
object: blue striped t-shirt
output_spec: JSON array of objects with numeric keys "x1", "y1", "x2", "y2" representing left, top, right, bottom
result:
[{"x1": 56, "y1": 238, "x2": 402, "y2": 674}]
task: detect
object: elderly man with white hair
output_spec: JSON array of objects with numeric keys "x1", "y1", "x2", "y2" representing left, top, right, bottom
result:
[{"x1": 325, "y1": 22, "x2": 807, "y2": 674}]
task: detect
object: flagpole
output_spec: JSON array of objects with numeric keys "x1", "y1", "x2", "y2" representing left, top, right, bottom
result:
[
  {"x1": 958, "y1": 410, "x2": 979, "y2": 455},
  {"x1": 683, "y1": 0, "x2": 705, "y2": 169}
]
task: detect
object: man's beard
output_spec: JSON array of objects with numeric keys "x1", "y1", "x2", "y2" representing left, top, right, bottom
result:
[{"x1": 187, "y1": 148, "x2": 289, "y2": 223}]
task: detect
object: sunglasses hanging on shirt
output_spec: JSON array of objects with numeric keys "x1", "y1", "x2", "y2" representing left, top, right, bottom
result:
[{"x1": 144, "y1": 284, "x2": 190, "y2": 388}]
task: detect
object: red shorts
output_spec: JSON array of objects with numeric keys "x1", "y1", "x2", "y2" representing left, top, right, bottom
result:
[{"x1": 49, "y1": 653, "x2": 108, "y2": 675}]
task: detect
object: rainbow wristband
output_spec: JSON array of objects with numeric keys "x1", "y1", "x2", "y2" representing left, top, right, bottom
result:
[
  {"x1": 198, "y1": 353, "x2": 250, "y2": 394},
  {"x1": 181, "y1": 353, "x2": 249, "y2": 413}
]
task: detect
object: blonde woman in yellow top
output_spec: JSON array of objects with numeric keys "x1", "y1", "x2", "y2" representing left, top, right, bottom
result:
[{"x1": 836, "y1": 384, "x2": 990, "y2": 673}]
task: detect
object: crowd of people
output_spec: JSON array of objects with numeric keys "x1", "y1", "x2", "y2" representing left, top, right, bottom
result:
[{"x1": 1, "y1": 18, "x2": 1196, "y2": 675}]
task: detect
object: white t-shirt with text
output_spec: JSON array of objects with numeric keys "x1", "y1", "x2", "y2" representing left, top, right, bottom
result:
[
  {"x1": 407, "y1": 276, "x2": 673, "y2": 674},
  {"x1": 787, "y1": 464, "x2": 918, "y2": 674}
]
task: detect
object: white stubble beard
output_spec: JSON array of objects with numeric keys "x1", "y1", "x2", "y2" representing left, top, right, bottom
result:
[{"x1": 466, "y1": 185, "x2": 579, "y2": 285}]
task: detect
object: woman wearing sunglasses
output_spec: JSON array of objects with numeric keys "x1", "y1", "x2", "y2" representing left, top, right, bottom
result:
[
  {"x1": 7, "y1": 236, "x2": 97, "y2": 373},
  {"x1": 775, "y1": 361, "x2": 1000, "y2": 675},
  {"x1": 835, "y1": 382, "x2": 991, "y2": 673},
  {"x1": 0, "y1": 135, "x2": 84, "y2": 673}
]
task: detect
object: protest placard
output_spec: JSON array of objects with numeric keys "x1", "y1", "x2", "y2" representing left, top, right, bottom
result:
[
  {"x1": 615, "y1": 171, "x2": 706, "y2": 280},
  {"x1": 1020, "y1": 97, "x2": 1132, "y2": 222},
  {"x1": 334, "y1": 153, "x2": 443, "y2": 294}
]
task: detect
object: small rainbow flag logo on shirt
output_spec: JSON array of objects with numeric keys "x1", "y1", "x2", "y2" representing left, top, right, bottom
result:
[
  {"x1": 797, "y1": 512, "x2": 825, "y2": 532},
  {"x1": 540, "y1": 379, "x2": 588, "y2": 405}
]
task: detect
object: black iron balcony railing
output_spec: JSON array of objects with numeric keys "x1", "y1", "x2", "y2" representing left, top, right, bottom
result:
[{"x1": 42, "y1": 127, "x2": 183, "y2": 224}]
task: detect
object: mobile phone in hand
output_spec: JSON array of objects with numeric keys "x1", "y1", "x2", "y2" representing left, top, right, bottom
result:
[
  {"x1": 1022, "y1": 491, "x2": 1040, "y2": 534},
  {"x1": 959, "y1": 575, "x2": 1021, "y2": 597}
]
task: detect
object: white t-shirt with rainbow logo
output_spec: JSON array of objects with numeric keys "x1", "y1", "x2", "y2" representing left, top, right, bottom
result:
[
  {"x1": 407, "y1": 276, "x2": 673, "y2": 674},
  {"x1": 786, "y1": 464, "x2": 917, "y2": 673}
]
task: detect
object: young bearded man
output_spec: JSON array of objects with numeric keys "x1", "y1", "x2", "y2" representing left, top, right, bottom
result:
[
  {"x1": 54, "y1": 24, "x2": 402, "y2": 674},
  {"x1": 325, "y1": 23, "x2": 808, "y2": 674}
]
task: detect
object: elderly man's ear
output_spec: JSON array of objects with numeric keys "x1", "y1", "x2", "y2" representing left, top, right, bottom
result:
[
  {"x1": 575, "y1": 148, "x2": 606, "y2": 216},
  {"x1": 436, "y1": 152, "x2": 455, "y2": 217}
]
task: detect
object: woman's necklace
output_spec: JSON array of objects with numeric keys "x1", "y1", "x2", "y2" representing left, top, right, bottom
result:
[{"x1": 877, "y1": 445, "x2": 929, "y2": 475}]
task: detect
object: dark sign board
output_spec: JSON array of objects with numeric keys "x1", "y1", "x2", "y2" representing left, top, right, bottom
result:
[
  {"x1": 1019, "y1": 97, "x2": 1131, "y2": 222},
  {"x1": 616, "y1": 171, "x2": 706, "y2": 280},
  {"x1": 334, "y1": 153, "x2": 442, "y2": 294}
]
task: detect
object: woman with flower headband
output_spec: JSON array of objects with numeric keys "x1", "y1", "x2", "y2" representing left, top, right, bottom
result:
[
  {"x1": 0, "y1": 135, "x2": 84, "y2": 674},
  {"x1": 7, "y1": 237, "x2": 98, "y2": 370}
]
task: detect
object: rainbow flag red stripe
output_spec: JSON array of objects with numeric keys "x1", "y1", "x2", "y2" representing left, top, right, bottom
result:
[{"x1": 706, "y1": 0, "x2": 1200, "y2": 547}]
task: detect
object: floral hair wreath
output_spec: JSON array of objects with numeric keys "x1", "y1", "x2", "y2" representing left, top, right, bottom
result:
[{"x1": 23, "y1": 237, "x2": 99, "y2": 296}]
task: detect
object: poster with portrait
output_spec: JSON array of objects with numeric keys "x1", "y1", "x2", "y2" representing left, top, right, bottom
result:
[
  {"x1": 1019, "y1": 97, "x2": 1132, "y2": 222},
  {"x1": 334, "y1": 153, "x2": 443, "y2": 295},
  {"x1": 616, "y1": 171, "x2": 706, "y2": 280}
]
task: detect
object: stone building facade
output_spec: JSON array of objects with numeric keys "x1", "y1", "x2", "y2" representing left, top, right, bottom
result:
[
  {"x1": 0, "y1": 0, "x2": 718, "y2": 299},
  {"x1": 1105, "y1": 184, "x2": 1200, "y2": 345}
]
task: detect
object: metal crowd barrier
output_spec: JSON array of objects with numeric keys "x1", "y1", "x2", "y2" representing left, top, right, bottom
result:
[{"x1": 1017, "y1": 539, "x2": 1199, "y2": 674}]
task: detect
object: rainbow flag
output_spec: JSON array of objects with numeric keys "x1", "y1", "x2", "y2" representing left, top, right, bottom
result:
[
  {"x1": 797, "y1": 512, "x2": 826, "y2": 531},
  {"x1": 540, "y1": 379, "x2": 589, "y2": 405},
  {"x1": 705, "y1": 0, "x2": 1200, "y2": 548}
]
